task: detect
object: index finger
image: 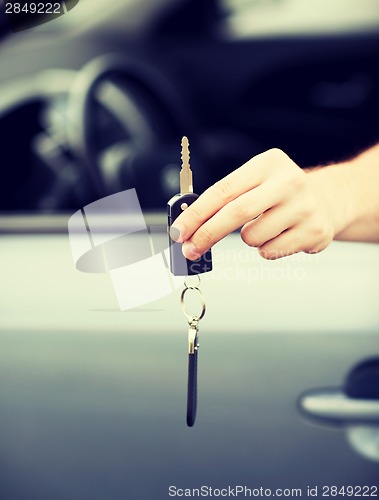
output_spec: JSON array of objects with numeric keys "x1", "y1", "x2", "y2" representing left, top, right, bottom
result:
[{"x1": 170, "y1": 149, "x2": 277, "y2": 242}]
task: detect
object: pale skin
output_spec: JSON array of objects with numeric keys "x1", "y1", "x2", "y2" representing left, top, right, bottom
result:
[{"x1": 170, "y1": 144, "x2": 379, "y2": 260}]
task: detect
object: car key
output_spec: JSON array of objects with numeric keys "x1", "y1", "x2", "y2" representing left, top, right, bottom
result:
[{"x1": 167, "y1": 136, "x2": 213, "y2": 276}]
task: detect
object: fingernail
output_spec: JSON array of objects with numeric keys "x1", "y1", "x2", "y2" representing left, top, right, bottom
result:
[
  {"x1": 182, "y1": 242, "x2": 201, "y2": 261},
  {"x1": 169, "y1": 224, "x2": 184, "y2": 243}
]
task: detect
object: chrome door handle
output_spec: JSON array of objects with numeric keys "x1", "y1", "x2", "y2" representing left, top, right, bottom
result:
[
  {"x1": 299, "y1": 389, "x2": 379, "y2": 424},
  {"x1": 298, "y1": 358, "x2": 379, "y2": 462}
]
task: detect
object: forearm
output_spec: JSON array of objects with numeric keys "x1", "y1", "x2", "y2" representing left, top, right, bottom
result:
[{"x1": 306, "y1": 144, "x2": 379, "y2": 243}]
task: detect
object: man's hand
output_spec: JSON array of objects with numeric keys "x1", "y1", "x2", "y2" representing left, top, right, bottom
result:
[{"x1": 170, "y1": 148, "x2": 344, "y2": 260}]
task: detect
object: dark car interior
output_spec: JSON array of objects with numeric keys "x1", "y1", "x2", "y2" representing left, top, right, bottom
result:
[{"x1": 1, "y1": 0, "x2": 379, "y2": 212}]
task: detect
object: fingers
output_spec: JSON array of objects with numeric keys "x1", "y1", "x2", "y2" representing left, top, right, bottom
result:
[
  {"x1": 240, "y1": 200, "x2": 306, "y2": 248},
  {"x1": 181, "y1": 177, "x2": 284, "y2": 259},
  {"x1": 257, "y1": 229, "x2": 304, "y2": 260},
  {"x1": 171, "y1": 148, "x2": 290, "y2": 243},
  {"x1": 257, "y1": 220, "x2": 333, "y2": 260},
  {"x1": 241, "y1": 196, "x2": 318, "y2": 247}
]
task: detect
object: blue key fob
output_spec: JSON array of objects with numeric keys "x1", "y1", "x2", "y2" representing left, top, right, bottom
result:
[{"x1": 167, "y1": 193, "x2": 212, "y2": 276}]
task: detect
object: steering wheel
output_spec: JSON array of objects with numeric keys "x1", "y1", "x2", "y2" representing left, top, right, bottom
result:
[{"x1": 67, "y1": 54, "x2": 207, "y2": 208}]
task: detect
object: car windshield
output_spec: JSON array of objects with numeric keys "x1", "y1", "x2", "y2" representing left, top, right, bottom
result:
[
  {"x1": 28, "y1": 0, "x2": 379, "y2": 39},
  {"x1": 224, "y1": 0, "x2": 379, "y2": 38},
  {"x1": 30, "y1": 0, "x2": 182, "y2": 38}
]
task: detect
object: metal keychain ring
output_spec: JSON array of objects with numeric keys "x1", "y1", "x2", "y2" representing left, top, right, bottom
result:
[
  {"x1": 180, "y1": 286, "x2": 206, "y2": 321},
  {"x1": 184, "y1": 275, "x2": 201, "y2": 289}
]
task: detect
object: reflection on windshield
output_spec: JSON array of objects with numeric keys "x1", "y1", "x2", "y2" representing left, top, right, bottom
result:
[{"x1": 223, "y1": 0, "x2": 379, "y2": 37}]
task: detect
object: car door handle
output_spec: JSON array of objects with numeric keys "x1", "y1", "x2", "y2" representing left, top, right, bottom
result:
[
  {"x1": 299, "y1": 389, "x2": 379, "y2": 424},
  {"x1": 298, "y1": 358, "x2": 379, "y2": 462},
  {"x1": 299, "y1": 357, "x2": 379, "y2": 424}
]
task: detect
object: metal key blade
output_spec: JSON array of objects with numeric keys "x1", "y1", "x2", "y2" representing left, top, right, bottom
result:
[{"x1": 180, "y1": 136, "x2": 193, "y2": 195}]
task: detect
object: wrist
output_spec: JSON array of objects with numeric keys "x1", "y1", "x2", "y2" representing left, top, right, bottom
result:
[{"x1": 305, "y1": 161, "x2": 359, "y2": 238}]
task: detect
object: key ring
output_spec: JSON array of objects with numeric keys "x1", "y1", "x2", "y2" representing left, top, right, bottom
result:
[
  {"x1": 183, "y1": 275, "x2": 201, "y2": 289},
  {"x1": 180, "y1": 280, "x2": 206, "y2": 322}
]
